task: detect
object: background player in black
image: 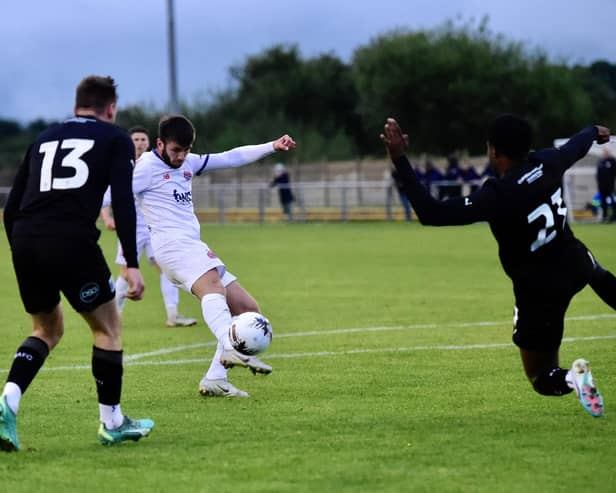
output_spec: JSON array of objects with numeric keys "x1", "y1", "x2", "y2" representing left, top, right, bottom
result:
[
  {"x1": 596, "y1": 147, "x2": 616, "y2": 222},
  {"x1": 381, "y1": 115, "x2": 614, "y2": 417},
  {"x1": 0, "y1": 75, "x2": 153, "y2": 451}
]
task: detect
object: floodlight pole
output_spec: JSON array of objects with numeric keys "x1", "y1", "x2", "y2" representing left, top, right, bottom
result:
[{"x1": 166, "y1": 0, "x2": 180, "y2": 114}]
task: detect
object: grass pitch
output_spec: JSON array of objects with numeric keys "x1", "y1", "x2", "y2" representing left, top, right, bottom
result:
[{"x1": 0, "y1": 221, "x2": 615, "y2": 492}]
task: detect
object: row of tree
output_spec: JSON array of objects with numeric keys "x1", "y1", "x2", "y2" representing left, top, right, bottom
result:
[{"x1": 1, "y1": 19, "x2": 615, "y2": 177}]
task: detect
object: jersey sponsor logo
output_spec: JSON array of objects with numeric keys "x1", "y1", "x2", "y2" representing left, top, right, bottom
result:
[
  {"x1": 163, "y1": 173, "x2": 170, "y2": 180},
  {"x1": 207, "y1": 250, "x2": 218, "y2": 259},
  {"x1": 517, "y1": 164, "x2": 543, "y2": 185},
  {"x1": 79, "y1": 282, "x2": 100, "y2": 303},
  {"x1": 173, "y1": 189, "x2": 192, "y2": 204},
  {"x1": 464, "y1": 197, "x2": 473, "y2": 206},
  {"x1": 183, "y1": 171, "x2": 192, "y2": 180}
]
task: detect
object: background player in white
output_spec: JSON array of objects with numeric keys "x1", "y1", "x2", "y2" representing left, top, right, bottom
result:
[
  {"x1": 101, "y1": 127, "x2": 197, "y2": 327},
  {"x1": 133, "y1": 115, "x2": 296, "y2": 397}
]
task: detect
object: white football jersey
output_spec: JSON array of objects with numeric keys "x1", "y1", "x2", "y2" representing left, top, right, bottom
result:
[
  {"x1": 101, "y1": 186, "x2": 150, "y2": 239},
  {"x1": 133, "y1": 143, "x2": 275, "y2": 249}
]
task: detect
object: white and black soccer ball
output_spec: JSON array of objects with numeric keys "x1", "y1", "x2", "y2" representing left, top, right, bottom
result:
[{"x1": 229, "y1": 312, "x2": 273, "y2": 355}]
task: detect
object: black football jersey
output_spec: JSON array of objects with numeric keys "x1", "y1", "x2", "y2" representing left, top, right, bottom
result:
[
  {"x1": 4, "y1": 116, "x2": 139, "y2": 267},
  {"x1": 392, "y1": 126, "x2": 598, "y2": 282}
]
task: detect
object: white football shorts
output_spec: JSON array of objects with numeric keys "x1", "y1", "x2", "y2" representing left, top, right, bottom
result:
[
  {"x1": 154, "y1": 238, "x2": 236, "y2": 292},
  {"x1": 115, "y1": 234, "x2": 156, "y2": 266}
]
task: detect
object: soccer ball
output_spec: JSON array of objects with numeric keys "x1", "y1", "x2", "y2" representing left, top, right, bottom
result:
[{"x1": 229, "y1": 312, "x2": 273, "y2": 355}]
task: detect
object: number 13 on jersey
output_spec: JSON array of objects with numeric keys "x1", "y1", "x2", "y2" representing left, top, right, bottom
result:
[{"x1": 39, "y1": 139, "x2": 94, "y2": 192}]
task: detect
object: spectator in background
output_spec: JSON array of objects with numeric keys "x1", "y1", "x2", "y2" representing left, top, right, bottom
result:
[
  {"x1": 480, "y1": 162, "x2": 497, "y2": 180},
  {"x1": 390, "y1": 167, "x2": 412, "y2": 221},
  {"x1": 461, "y1": 160, "x2": 481, "y2": 193},
  {"x1": 440, "y1": 154, "x2": 463, "y2": 199},
  {"x1": 596, "y1": 148, "x2": 616, "y2": 222},
  {"x1": 270, "y1": 163, "x2": 295, "y2": 222},
  {"x1": 421, "y1": 159, "x2": 443, "y2": 197}
]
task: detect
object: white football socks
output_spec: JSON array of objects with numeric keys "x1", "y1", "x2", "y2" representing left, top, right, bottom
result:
[
  {"x1": 201, "y1": 293, "x2": 233, "y2": 350},
  {"x1": 99, "y1": 403, "x2": 124, "y2": 430},
  {"x1": 115, "y1": 276, "x2": 129, "y2": 312},
  {"x1": 160, "y1": 274, "x2": 180, "y2": 321},
  {"x1": 1, "y1": 382, "x2": 22, "y2": 414},
  {"x1": 205, "y1": 343, "x2": 228, "y2": 380}
]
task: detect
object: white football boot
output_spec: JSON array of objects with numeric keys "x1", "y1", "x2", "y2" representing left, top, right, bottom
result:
[
  {"x1": 199, "y1": 378, "x2": 249, "y2": 398},
  {"x1": 220, "y1": 349, "x2": 272, "y2": 375},
  {"x1": 166, "y1": 315, "x2": 198, "y2": 328}
]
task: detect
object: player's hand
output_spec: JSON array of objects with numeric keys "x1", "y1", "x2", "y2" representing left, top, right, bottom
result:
[
  {"x1": 103, "y1": 217, "x2": 116, "y2": 231},
  {"x1": 595, "y1": 125, "x2": 611, "y2": 145},
  {"x1": 380, "y1": 118, "x2": 409, "y2": 160},
  {"x1": 273, "y1": 135, "x2": 296, "y2": 152},
  {"x1": 125, "y1": 267, "x2": 145, "y2": 301}
]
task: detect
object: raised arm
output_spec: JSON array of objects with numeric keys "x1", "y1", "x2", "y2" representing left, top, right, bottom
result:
[
  {"x1": 537, "y1": 125, "x2": 611, "y2": 172},
  {"x1": 195, "y1": 135, "x2": 296, "y2": 174},
  {"x1": 381, "y1": 118, "x2": 493, "y2": 226}
]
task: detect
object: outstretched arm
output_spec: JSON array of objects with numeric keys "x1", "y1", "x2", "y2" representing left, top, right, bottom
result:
[
  {"x1": 381, "y1": 118, "x2": 493, "y2": 226},
  {"x1": 195, "y1": 135, "x2": 296, "y2": 174},
  {"x1": 537, "y1": 125, "x2": 611, "y2": 172}
]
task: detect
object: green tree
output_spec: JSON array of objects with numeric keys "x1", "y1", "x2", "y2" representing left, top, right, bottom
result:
[{"x1": 352, "y1": 19, "x2": 594, "y2": 156}]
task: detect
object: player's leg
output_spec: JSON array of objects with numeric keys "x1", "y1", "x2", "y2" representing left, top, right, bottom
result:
[
  {"x1": 519, "y1": 348, "x2": 572, "y2": 396},
  {"x1": 64, "y1": 240, "x2": 153, "y2": 444},
  {"x1": 115, "y1": 265, "x2": 130, "y2": 312},
  {"x1": 199, "y1": 277, "x2": 260, "y2": 397},
  {"x1": 587, "y1": 254, "x2": 616, "y2": 309},
  {"x1": 80, "y1": 300, "x2": 154, "y2": 444},
  {"x1": 513, "y1": 281, "x2": 603, "y2": 416},
  {"x1": 1, "y1": 237, "x2": 62, "y2": 451},
  {"x1": 148, "y1": 242, "x2": 196, "y2": 327},
  {"x1": 114, "y1": 238, "x2": 130, "y2": 312},
  {"x1": 158, "y1": 268, "x2": 197, "y2": 327},
  {"x1": 0, "y1": 307, "x2": 61, "y2": 452},
  {"x1": 226, "y1": 281, "x2": 260, "y2": 315},
  {"x1": 190, "y1": 268, "x2": 250, "y2": 397}
]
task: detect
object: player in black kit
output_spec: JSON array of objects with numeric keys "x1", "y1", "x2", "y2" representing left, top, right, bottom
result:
[
  {"x1": 381, "y1": 114, "x2": 613, "y2": 417},
  {"x1": 0, "y1": 75, "x2": 154, "y2": 451}
]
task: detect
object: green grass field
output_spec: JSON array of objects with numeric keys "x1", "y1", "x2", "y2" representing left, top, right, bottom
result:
[{"x1": 1, "y1": 222, "x2": 615, "y2": 492}]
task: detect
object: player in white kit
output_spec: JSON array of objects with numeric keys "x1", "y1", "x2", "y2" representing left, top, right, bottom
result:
[
  {"x1": 101, "y1": 127, "x2": 197, "y2": 327},
  {"x1": 132, "y1": 115, "x2": 296, "y2": 397}
]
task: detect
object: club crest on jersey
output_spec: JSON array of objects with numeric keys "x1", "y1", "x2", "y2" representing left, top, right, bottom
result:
[
  {"x1": 207, "y1": 250, "x2": 218, "y2": 259},
  {"x1": 163, "y1": 173, "x2": 170, "y2": 180},
  {"x1": 183, "y1": 171, "x2": 192, "y2": 180},
  {"x1": 173, "y1": 189, "x2": 192, "y2": 204}
]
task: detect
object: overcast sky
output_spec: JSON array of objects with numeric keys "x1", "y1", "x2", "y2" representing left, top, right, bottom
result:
[{"x1": 1, "y1": 0, "x2": 614, "y2": 123}]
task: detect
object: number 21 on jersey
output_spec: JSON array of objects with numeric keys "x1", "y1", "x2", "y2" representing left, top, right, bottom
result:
[
  {"x1": 39, "y1": 139, "x2": 94, "y2": 192},
  {"x1": 527, "y1": 187, "x2": 567, "y2": 252}
]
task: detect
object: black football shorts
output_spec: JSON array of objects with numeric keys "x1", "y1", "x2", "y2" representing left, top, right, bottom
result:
[
  {"x1": 11, "y1": 236, "x2": 115, "y2": 313},
  {"x1": 512, "y1": 240, "x2": 596, "y2": 352}
]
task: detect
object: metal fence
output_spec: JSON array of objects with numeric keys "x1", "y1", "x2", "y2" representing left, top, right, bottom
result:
[{"x1": 0, "y1": 168, "x2": 601, "y2": 224}]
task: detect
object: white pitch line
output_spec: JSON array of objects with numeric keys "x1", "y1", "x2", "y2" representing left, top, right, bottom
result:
[
  {"x1": 1, "y1": 331, "x2": 615, "y2": 374},
  {"x1": 124, "y1": 312, "x2": 616, "y2": 363}
]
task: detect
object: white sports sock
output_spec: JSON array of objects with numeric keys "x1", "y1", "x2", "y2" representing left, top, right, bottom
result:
[
  {"x1": 1, "y1": 382, "x2": 22, "y2": 414},
  {"x1": 161, "y1": 274, "x2": 180, "y2": 320},
  {"x1": 201, "y1": 293, "x2": 233, "y2": 350},
  {"x1": 99, "y1": 403, "x2": 124, "y2": 430},
  {"x1": 115, "y1": 276, "x2": 129, "y2": 312},
  {"x1": 205, "y1": 342, "x2": 228, "y2": 380}
]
